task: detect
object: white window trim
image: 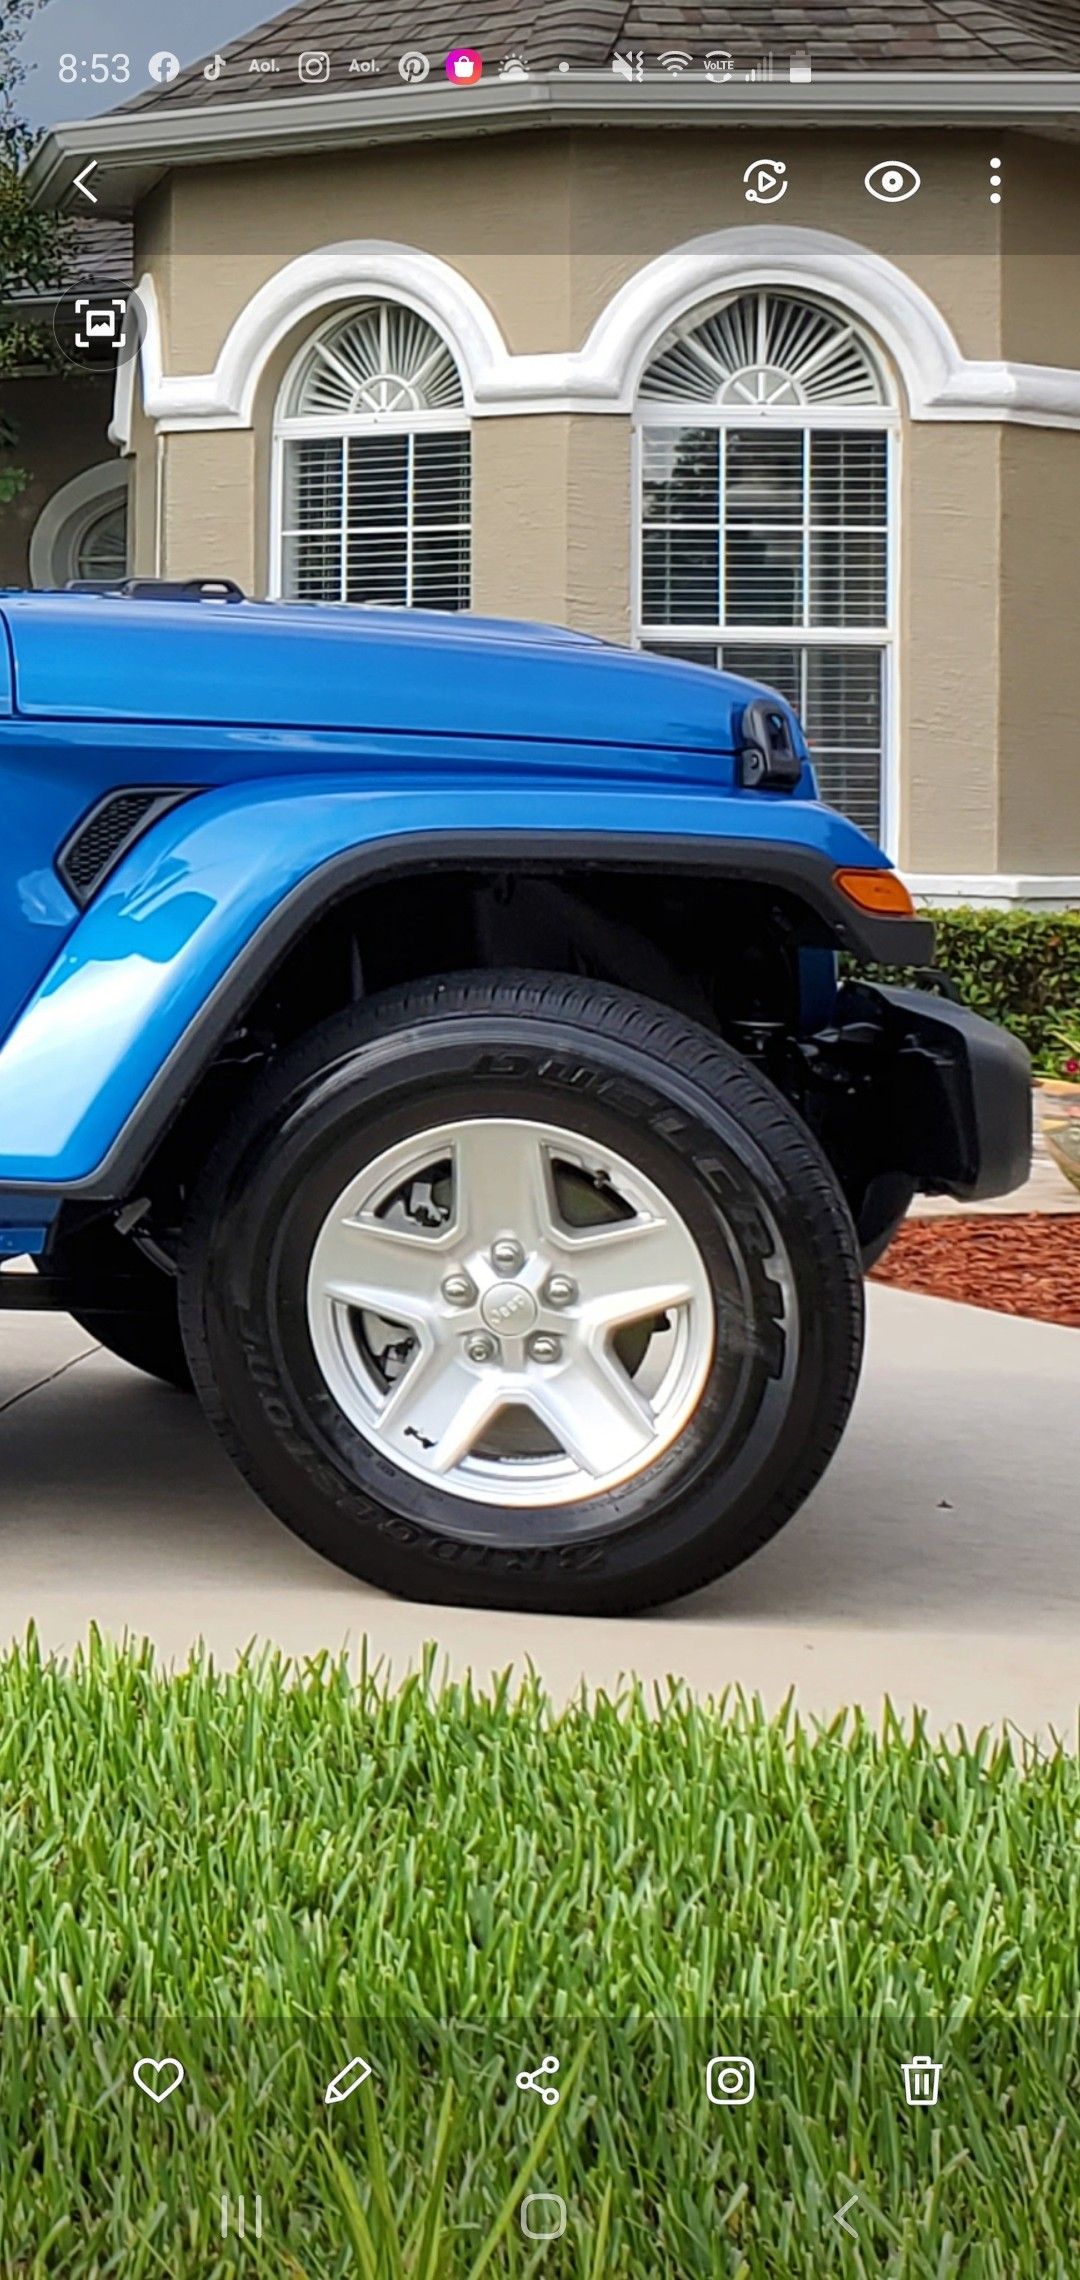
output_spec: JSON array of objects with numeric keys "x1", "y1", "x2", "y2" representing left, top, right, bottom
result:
[
  {"x1": 632, "y1": 361, "x2": 901, "y2": 855},
  {"x1": 907, "y1": 875, "x2": 1080, "y2": 909},
  {"x1": 118, "y1": 232, "x2": 1080, "y2": 441},
  {"x1": 270, "y1": 309, "x2": 471, "y2": 605},
  {"x1": 28, "y1": 460, "x2": 131, "y2": 589}
]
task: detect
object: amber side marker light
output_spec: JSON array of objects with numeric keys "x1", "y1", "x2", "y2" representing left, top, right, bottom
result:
[{"x1": 833, "y1": 867, "x2": 916, "y2": 918}]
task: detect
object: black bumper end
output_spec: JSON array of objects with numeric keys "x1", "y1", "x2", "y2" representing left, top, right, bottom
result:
[{"x1": 858, "y1": 983, "x2": 1033, "y2": 1202}]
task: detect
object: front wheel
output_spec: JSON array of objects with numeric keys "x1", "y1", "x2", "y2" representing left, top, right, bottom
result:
[{"x1": 179, "y1": 974, "x2": 865, "y2": 1616}]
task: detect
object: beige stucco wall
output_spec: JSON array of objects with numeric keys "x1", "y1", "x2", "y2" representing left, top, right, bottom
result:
[
  {"x1": 899, "y1": 424, "x2": 1002, "y2": 874},
  {"x1": 158, "y1": 428, "x2": 257, "y2": 589},
  {"x1": 119, "y1": 121, "x2": 1080, "y2": 879},
  {"x1": 999, "y1": 427, "x2": 1080, "y2": 872},
  {"x1": 127, "y1": 388, "x2": 159, "y2": 578},
  {"x1": 471, "y1": 416, "x2": 631, "y2": 642},
  {"x1": 1001, "y1": 135, "x2": 1080, "y2": 370},
  {"x1": 134, "y1": 126, "x2": 1008, "y2": 376}
]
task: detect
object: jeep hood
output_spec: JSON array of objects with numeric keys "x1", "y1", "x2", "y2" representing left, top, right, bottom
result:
[{"x1": 0, "y1": 596, "x2": 809, "y2": 773}]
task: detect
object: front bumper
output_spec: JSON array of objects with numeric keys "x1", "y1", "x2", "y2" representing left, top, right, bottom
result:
[{"x1": 858, "y1": 983, "x2": 1032, "y2": 1201}]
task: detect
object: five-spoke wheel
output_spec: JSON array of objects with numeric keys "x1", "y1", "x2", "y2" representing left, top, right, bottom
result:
[
  {"x1": 180, "y1": 973, "x2": 864, "y2": 1614},
  {"x1": 306, "y1": 1117, "x2": 715, "y2": 1516}
]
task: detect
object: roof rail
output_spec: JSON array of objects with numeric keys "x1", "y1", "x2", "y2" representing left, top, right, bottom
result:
[{"x1": 63, "y1": 577, "x2": 247, "y2": 603}]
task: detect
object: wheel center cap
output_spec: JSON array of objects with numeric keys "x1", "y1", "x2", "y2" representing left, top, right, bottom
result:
[{"x1": 480, "y1": 1281, "x2": 539, "y2": 1334}]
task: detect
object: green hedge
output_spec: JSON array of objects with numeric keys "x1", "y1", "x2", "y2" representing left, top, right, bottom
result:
[{"x1": 864, "y1": 907, "x2": 1080, "y2": 1076}]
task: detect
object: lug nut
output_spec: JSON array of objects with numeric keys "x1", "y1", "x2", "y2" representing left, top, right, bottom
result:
[
  {"x1": 491, "y1": 1237, "x2": 525, "y2": 1275},
  {"x1": 466, "y1": 1333, "x2": 498, "y2": 1364},
  {"x1": 529, "y1": 1334, "x2": 562, "y2": 1364},
  {"x1": 441, "y1": 1274, "x2": 475, "y2": 1307},
  {"x1": 545, "y1": 1275, "x2": 577, "y2": 1308}
]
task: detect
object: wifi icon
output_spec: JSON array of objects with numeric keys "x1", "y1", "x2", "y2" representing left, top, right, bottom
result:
[{"x1": 659, "y1": 48, "x2": 693, "y2": 75}]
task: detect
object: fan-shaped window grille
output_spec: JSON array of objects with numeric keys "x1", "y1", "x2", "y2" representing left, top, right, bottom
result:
[
  {"x1": 278, "y1": 301, "x2": 471, "y2": 612},
  {"x1": 636, "y1": 292, "x2": 894, "y2": 841},
  {"x1": 73, "y1": 497, "x2": 129, "y2": 583}
]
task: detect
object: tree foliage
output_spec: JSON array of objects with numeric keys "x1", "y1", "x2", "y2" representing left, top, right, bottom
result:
[{"x1": 1, "y1": 1, "x2": 69, "y2": 501}]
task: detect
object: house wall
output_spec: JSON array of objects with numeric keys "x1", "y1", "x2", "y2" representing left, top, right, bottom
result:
[
  {"x1": 125, "y1": 123, "x2": 1080, "y2": 891},
  {"x1": 999, "y1": 426, "x2": 1080, "y2": 873},
  {"x1": 135, "y1": 128, "x2": 1006, "y2": 376},
  {"x1": 900, "y1": 424, "x2": 1002, "y2": 876},
  {"x1": 470, "y1": 416, "x2": 632, "y2": 642},
  {"x1": 0, "y1": 372, "x2": 115, "y2": 586}
]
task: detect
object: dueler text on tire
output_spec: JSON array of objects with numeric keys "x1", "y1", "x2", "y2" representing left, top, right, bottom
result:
[{"x1": 178, "y1": 973, "x2": 865, "y2": 1616}]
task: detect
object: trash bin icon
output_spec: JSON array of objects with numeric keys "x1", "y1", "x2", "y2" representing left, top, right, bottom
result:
[{"x1": 901, "y1": 2054, "x2": 941, "y2": 2107}]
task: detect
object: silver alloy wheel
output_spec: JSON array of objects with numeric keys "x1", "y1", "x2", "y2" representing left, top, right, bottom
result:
[{"x1": 305, "y1": 1116, "x2": 717, "y2": 1517}]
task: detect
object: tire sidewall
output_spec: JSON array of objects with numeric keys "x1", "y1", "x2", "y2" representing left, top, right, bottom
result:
[{"x1": 182, "y1": 995, "x2": 863, "y2": 1613}]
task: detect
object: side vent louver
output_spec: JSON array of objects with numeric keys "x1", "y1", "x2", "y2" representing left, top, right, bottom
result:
[{"x1": 58, "y1": 789, "x2": 195, "y2": 907}]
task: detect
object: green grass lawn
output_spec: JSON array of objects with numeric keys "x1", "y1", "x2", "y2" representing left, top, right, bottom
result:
[{"x1": 0, "y1": 1633, "x2": 1077, "y2": 2276}]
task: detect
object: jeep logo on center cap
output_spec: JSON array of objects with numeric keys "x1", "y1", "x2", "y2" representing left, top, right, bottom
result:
[{"x1": 480, "y1": 1283, "x2": 538, "y2": 1333}]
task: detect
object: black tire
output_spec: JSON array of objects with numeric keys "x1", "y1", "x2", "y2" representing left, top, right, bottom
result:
[
  {"x1": 856, "y1": 1172, "x2": 916, "y2": 1273},
  {"x1": 179, "y1": 973, "x2": 865, "y2": 1616},
  {"x1": 47, "y1": 1223, "x2": 192, "y2": 1393}
]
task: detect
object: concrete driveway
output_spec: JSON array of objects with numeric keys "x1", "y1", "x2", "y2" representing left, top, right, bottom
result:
[{"x1": 1, "y1": 1286, "x2": 1077, "y2": 1735}]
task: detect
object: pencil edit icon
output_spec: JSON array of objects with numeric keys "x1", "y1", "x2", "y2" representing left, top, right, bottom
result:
[{"x1": 324, "y1": 2055, "x2": 374, "y2": 2104}]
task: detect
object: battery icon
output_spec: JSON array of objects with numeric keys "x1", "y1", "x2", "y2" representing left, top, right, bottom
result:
[{"x1": 789, "y1": 50, "x2": 812, "y2": 81}]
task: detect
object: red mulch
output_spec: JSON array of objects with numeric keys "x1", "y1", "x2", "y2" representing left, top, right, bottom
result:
[{"x1": 870, "y1": 1213, "x2": 1080, "y2": 1329}]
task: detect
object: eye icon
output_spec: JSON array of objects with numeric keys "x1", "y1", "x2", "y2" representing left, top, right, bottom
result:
[{"x1": 865, "y1": 161, "x2": 921, "y2": 203}]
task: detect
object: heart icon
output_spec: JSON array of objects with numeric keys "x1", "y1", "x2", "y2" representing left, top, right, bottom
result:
[{"x1": 132, "y1": 2056, "x2": 185, "y2": 2103}]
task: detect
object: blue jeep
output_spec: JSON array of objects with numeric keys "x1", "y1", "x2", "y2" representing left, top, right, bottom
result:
[{"x1": 0, "y1": 585, "x2": 1031, "y2": 1613}]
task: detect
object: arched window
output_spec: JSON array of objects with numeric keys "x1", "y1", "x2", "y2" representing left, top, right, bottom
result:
[
  {"x1": 73, "y1": 496, "x2": 129, "y2": 583},
  {"x1": 275, "y1": 301, "x2": 471, "y2": 611},
  {"x1": 29, "y1": 462, "x2": 130, "y2": 590},
  {"x1": 636, "y1": 290, "x2": 895, "y2": 841}
]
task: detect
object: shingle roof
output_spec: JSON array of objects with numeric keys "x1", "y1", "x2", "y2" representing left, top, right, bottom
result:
[
  {"x1": 63, "y1": 219, "x2": 134, "y2": 292},
  {"x1": 7, "y1": 218, "x2": 134, "y2": 305},
  {"x1": 121, "y1": 0, "x2": 1080, "y2": 113}
]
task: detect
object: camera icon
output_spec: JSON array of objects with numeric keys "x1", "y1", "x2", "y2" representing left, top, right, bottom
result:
[
  {"x1": 705, "y1": 2054, "x2": 756, "y2": 2106},
  {"x1": 298, "y1": 50, "x2": 331, "y2": 82}
]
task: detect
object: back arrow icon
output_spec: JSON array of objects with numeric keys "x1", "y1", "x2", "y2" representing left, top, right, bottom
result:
[
  {"x1": 834, "y1": 2193, "x2": 859, "y2": 2238},
  {"x1": 74, "y1": 163, "x2": 98, "y2": 203}
]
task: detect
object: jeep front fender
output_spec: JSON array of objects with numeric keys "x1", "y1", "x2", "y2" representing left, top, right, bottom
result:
[{"x1": 0, "y1": 778, "x2": 932, "y2": 1192}]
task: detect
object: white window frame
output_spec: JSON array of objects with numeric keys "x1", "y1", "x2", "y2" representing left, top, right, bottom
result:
[
  {"x1": 269, "y1": 306, "x2": 471, "y2": 607},
  {"x1": 632, "y1": 359, "x2": 901, "y2": 856}
]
